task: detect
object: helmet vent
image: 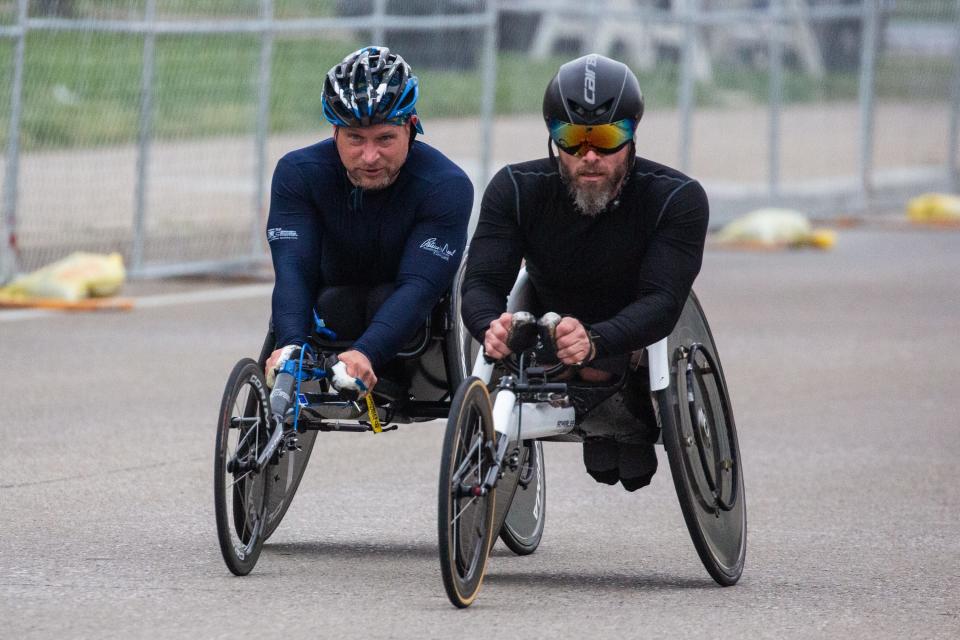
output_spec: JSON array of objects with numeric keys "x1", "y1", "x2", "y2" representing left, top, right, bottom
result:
[{"x1": 566, "y1": 97, "x2": 614, "y2": 122}]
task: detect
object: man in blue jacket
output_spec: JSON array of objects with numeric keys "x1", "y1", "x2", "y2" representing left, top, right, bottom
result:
[{"x1": 266, "y1": 46, "x2": 473, "y2": 393}]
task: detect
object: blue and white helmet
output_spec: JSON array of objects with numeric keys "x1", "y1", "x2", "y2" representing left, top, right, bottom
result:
[{"x1": 322, "y1": 46, "x2": 424, "y2": 133}]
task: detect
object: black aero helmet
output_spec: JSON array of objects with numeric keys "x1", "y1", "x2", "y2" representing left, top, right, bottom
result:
[
  {"x1": 322, "y1": 46, "x2": 424, "y2": 133},
  {"x1": 542, "y1": 54, "x2": 644, "y2": 127}
]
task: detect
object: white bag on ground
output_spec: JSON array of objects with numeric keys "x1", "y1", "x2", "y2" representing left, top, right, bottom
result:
[
  {"x1": 715, "y1": 208, "x2": 836, "y2": 249},
  {"x1": 0, "y1": 252, "x2": 126, "y2": 301}
]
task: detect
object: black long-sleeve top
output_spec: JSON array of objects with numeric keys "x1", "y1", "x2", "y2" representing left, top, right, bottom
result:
[{"x1": 460, "y1": 156, "x2": 709, "y2": 359}]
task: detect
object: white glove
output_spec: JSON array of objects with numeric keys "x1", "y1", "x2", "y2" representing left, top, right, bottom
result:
[
  {"x1": 330, "y1": 360, "x2": 367, "y2": 397},
  {"x1": 266, "y1": 344, "x2": 300, "y2": 388}
]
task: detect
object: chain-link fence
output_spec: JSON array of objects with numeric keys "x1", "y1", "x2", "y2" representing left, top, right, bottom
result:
[{"x1": 1, "y1": 0, "x2": 958, "y2": 281}]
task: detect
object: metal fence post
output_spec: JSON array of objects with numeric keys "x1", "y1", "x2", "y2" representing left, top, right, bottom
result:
[
  {"x1": 253, "y1": 0, "x2": 274, "y2": 260},
  {"x1": 373, "y1": 0, "x2": 387, "y2": 45},
  {"x1": 132, "y1": 0, "x2": 158, "y2": 274},
  {"x1": 587, "y1": 0, "x2": 602, "y2": 53},
  {"x1": 768, "y1": 0, "x2": 784, "y2": 201},
  {"x1": 476, "y1": 0, "x2": 499, "y2": 229},
  {"x1": 1, "y1": 0, "x2": 28, "y2": 283},
  {"x1": 857, "y1": 0, "x2": 879, "y2": 208},
  {"x1": 678, "y1": 0, "x2": 699, "y2": 173},
  {"x1": 949, "y1": 0, "x2": 960, "y2": 192}
]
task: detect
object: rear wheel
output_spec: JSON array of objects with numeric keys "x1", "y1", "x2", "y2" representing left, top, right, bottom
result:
[
  {"x1": 658, "y1": 292, "x2": 746, "y2": 586},
  {"x1": 214, "y1": 359, "x2": 273, "y2": 575},
  {"x1": 438, "y1": 377, "x2": 497, "y2": 608}
]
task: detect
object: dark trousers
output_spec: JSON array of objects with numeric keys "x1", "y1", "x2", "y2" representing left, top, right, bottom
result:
[{"x1": 316, "y1": 283, "x2": 396, "y2": 341}]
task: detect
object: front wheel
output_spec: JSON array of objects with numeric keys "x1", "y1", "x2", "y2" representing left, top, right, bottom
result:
[
  {"x1": 438, "y1": 377, "x2": 497, "y2": 608},
  {"x1": 499, "y1": 440, "x2": 546, "y2": 555},
  {"x1": 214, "y1": 359, "x2": 273, "y2": 575}
]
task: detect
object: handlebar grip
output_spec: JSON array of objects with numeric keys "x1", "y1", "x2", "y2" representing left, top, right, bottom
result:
[
  {"x1": 538, "y1": 312, "x2": 561, "y2": 343},
  {"x1": 329, "y1": 360, "x2": 366, "y2": 399},
  {"x1": 537, "y1": 311, "x2": 562, "y2": 361},
  {"x1": 505, "y1": 311, "x2": 539, "y2": 354},
  {"x1": 269, "y1": 371, "x2": 296, "y2": 419}
]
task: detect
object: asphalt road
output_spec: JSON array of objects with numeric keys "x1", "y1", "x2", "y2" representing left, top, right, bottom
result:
[{"x1": 1, "y1": 223, "x2": 958, "y2": 638}]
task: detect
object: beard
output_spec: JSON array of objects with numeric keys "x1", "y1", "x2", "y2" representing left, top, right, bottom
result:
[
  {"x1": 346, "y1": 167, "x2": 399, "y2": 191},
  {"x1": 559, "y1": 155, "x2": 629, "y2": 217}
]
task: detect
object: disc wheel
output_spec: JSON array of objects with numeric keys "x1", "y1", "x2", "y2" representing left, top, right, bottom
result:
[
  {"x1": 658, "y1": 292, "x2": 746, "y2": 585},
  {"x1": 438, "y1": 377, "x2": 497, "y2": 608},
  {"x1": 214, "y1": 359, "x2": 273, "y2": 575},
  {"x1": 261, "y1": 429, "x2": 318, "y2": 541},
  {"x1": 498, "y1": 440, "x2": 546, "y2": 555},
  {"x1": 254, "y1": 329, "x2": 319, "y2": 541}
]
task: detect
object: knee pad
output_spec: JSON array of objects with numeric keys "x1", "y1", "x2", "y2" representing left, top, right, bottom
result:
[
  {"x1": 583, "y1": 438, "x2": 618, "y2": 486},
  {"x1": 583, "y1": 438, "x2": 618, "y2": 470}
]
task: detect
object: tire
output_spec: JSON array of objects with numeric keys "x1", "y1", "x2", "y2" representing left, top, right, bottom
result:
[
  {"x1": 255, "y1": 327, "x2": 319, "y2": 542},
  {"x1": 498, "y1": 440, "x2": 546, "y2": 555},
  {"x1": 447, "y1": 255, "x2": 474, "y2": 391},
  {"x1": 451, "y1": 255, "x2": 548, "y2": 555},
  {"x1": 658, "y1": 292, "x2": 746, "y2": 586},
  {"x1": 438, "y1": 377, "x2": 497, "y2": 608},
  {"x1": 214, "y1": 359, "x2": 273, "y2": 575}
]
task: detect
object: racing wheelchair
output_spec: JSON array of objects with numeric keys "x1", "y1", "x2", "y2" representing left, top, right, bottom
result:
[
  {"x1": 437, "y1": 271, "x2": 746, "y2": 607},
  {"x1": 213, "y1": 277, "x2": 546, "y2": 575}
]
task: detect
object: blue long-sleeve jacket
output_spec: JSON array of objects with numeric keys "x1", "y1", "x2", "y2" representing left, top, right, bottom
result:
[{"x1": 266, "y1": 138, "x2": 473, "y2": 369}]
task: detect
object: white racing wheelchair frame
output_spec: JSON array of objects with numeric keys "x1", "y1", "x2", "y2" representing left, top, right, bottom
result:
[{"x1": 437, "y1": 270, "x2": 746, "y2": 608}]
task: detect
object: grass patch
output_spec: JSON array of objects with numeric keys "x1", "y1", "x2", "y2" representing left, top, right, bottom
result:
[
  {"x1": 0, "y1": 28, "x2": 954, "y2": 151},
  {"x1": 890, "y1": 1, "x2": 958, "y2": 22},
  {"x1": 17, "y1": 31, "x2": 143, "y2": 149}
]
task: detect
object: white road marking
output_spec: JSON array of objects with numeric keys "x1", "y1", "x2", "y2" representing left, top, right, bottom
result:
[{"x1": 0, "y1": 283, "x2": 272, "y2": 323}]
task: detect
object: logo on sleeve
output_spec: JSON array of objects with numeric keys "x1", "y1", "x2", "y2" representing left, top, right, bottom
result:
[
  {"x1": 419, "y1": 238, "x2": 457, "y2": 261},
  {"x1": 267, "y1": 227, "x2": 298, "y2": 242}
]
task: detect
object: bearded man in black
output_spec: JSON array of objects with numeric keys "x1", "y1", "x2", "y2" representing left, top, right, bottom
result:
[{"x1": 461, "y1": 54, "x2": 709, "y2": 491}]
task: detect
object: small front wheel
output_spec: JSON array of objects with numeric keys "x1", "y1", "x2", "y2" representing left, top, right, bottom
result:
[
  {"x1": 214, "y1": 359, "x2": 273, "y2": 575},
  {"x1": 438, "y1": 377, "x2": 497, "y2": 608},
  {"x1": 499, "y1": 440, "x2": 546, "y2": 555}
]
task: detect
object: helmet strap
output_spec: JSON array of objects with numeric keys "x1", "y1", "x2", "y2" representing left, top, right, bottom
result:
[
  {"x1": 547, "y1": 136, "x2": 559, "y2": 173},
  {"x1": 408, "y1": 115, "x2": 419, "y2": 149}
]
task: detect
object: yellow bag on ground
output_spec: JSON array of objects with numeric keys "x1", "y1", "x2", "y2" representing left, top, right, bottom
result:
[
  {"x1": 715, "y1": 208, "x2": 836, "y2": 249},
  {"x1": 0, "y1": 252, "x2": 126, "y2": 302},
  {"x1": 907, "y1": 193, "x2": 960, "y2": 224}
]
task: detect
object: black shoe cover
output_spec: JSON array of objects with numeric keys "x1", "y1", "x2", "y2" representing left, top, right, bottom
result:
[{"x1": 618, "y1": 442, "x2": 657, "y2": 492}]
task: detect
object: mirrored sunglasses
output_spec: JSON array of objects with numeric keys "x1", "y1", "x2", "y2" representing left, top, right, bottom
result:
[{"x1": 548, "y1": 118, "x2": 636, "y2": 157}]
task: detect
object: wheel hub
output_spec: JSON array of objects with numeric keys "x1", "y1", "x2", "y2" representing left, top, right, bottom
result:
[{"x1": 697, "y1": 406, "x2": 712, "y2": 448}]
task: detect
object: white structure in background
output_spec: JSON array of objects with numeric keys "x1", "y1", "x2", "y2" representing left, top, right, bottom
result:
[{"x1": 527, "y1": 0, "x2": 825, "y2": 81}]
